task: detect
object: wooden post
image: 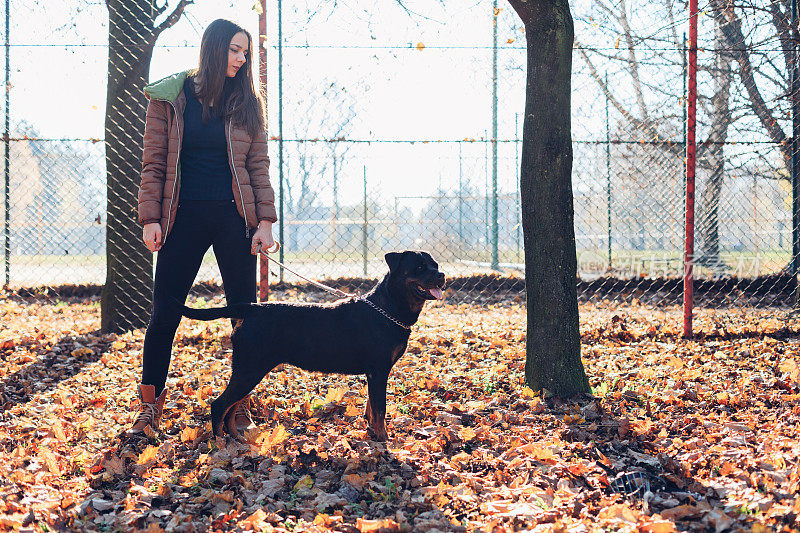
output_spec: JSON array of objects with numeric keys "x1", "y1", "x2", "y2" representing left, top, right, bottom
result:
[{"x1": 258, "y1": 0, "x2": 270, "y2": 302}]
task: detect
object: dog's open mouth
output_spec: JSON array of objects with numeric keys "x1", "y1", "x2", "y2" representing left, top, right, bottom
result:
[{"x1": 415, "y1": 284, "x2": 444, "y2": 300}]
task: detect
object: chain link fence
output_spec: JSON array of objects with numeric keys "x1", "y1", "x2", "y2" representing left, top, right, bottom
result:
[{"x1": 0, "y1": 0, "x2": 798, "y2": 328}]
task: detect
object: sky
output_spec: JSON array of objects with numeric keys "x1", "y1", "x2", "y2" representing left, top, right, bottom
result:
[
  {"x1": 1, "y1": 0, "x2": 534, "y2": 205},
  {"x1": 3, "y1": 0, "x2": 776, "y2": 216}
]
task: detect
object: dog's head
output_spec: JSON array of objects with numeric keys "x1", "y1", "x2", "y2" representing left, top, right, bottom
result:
[{"x1": 384, "y1": 250, "x2": 446, "y2": 302}]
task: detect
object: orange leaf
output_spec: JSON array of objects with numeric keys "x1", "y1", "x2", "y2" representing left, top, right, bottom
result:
[
  {"x1": 90, "y1": 394, "x2": 107, "y2": 407},
  {"x1": 423, "y1": 378, "x2": 440, "y2": 391},
  {"x1": 640, "y1": 521, "x2": 677, "y2": 533},
  {"x1": 137, "y1": 445, "x2": 159, "y2": 466},
  {"x1": 256, "y1": 424, "x2": 289, "y2": 451},
  {"x1": 568, "y1": 462, "x2": 589, "y2": 476},
  {"x1": 356, "y1": 517, "x2": 400, "y2": 532},
  {"x1": 324, "y1": 386, "x2": 348, "y2": 403},
  {"x1": 598, "y1": 503, "x2": 639, "y2": 523},
  {"x1": 344, "y1": 399, "x2": 362, "y2": 417},
  {"x1": 38, "y1": 447, "x2": 61, "y2": 476},
  {"x1": 51, "y1": 422, "x2": 68, "y2": 441},
  {"x1": 57, "y1": 391, "x2": 73, "y2": 408},
  {"x1": 314, "y1": 513, "x2": 335, "y2": 526},
  {"x1": 458, "y1": 427, "x2": 477, "y2": 442},
  {"x1": 181, "y1": 426, "x2": 202, "y2": 443},
  {"x1": 343, "y1": 472, "x2": 375, "y2": 490},
  {"x1": 240, "y1": 508, "x2": 268, "y2": 530}
]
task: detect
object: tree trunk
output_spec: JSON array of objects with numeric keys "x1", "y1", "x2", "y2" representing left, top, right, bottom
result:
[
  {"x1": 508, "y1": 0, "x2": 590, "y2": 396},
  {"x1": 696, "y1": 18, "x2": 732, "y2": 273},
  {"x1": 101, "y1": 1, "x2": 157, "y2": 333}
]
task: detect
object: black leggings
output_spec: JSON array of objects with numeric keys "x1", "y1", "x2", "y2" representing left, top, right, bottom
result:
[{"x1": 141, "y1": 200, "x2": 256, "y2": 395}]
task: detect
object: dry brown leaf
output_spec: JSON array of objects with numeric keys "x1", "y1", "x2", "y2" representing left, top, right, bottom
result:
[
  {"x1": 659, "y1": 504, "x2": 703, "y2": 521},
  {"x1": 598, "y1": 503, "x2": 639, "y2": 523},
  {"x1": 38, "y1": 447, "x2": 61, "y2": 476}
]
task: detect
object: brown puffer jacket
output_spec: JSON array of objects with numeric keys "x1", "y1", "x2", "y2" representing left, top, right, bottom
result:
[{"x1": 138, "y1": 70, "x2": 277, "y2": 242}]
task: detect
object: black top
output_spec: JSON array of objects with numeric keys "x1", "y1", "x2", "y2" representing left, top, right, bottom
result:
[{"x1": 179, "y1": 77, "x2": 234, "y2": 202}]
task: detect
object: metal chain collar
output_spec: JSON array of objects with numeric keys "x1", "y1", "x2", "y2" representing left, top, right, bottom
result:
[{"x1": 359, "y1": 296, "x2": 412, "y2": 330}]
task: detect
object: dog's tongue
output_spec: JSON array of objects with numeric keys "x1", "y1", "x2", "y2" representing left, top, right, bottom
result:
[{"x1": 429, "y1": 287, "x2": 444, "y2": 300}]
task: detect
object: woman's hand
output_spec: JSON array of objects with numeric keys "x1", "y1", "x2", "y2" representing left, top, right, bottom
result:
[
  {"x1": 251, "y1": 221, "x2": 276, "y2": 255},
  {"x1": 143, "y1": 223, "x2": 163, "y2": 253}
]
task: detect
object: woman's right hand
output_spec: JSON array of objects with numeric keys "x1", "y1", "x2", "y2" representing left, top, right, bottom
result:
[{"x1": 143, "y1": 223, "x2": 163, "y2": 253}]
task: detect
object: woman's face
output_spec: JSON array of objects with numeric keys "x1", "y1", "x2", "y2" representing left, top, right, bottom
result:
[{"x1": 227, "y1": 32, "x2": 249, "y2": 78}]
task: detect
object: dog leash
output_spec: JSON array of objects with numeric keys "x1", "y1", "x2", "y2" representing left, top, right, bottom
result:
[
  {"x1": 257, "y1": 242, "x2": 412, "y2": 330},
  {"x1": 257, "y1": 242, "x2": 352, "y2": 298}
]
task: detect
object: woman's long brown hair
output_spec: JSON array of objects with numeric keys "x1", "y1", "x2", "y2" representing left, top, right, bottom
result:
[{"x1": 194, "y1": 18, "x2": 265, "y2": 138}]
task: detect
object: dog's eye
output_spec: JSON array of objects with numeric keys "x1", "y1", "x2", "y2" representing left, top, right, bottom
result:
[{"x1": 416, "y1": 265, "x2": 424, "y2": 274}]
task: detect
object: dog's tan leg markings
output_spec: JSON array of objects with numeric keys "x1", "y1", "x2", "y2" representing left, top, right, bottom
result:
[
  {"x1": 364, "y1": 400, "x2": 373, "y2": 425},
  {"x1": 391, "y1": 345, "x2": 406, "y2": 365},
  {"x1": 371, "y1": 412, "x2": 387, "y2": 441}
]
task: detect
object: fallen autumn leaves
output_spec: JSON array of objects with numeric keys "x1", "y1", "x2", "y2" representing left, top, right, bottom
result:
[{"x1": 1, "y1": 293, "x2": 799, "y2": 532}]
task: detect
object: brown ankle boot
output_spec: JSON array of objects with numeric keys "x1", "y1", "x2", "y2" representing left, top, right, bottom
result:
[
  {"x1": 234, "y1": 395, "x2": 256, "y2": 431},
  {"x1": 126, "y1": 384, "x2": 167, "y2": 435}
]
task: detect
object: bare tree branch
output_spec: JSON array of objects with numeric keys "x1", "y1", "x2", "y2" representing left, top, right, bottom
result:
[
  {"x1": 666, "y1": 0, "x2": 679, "y2": 48},
  {"x1": 767, "y1": 0, "x2": 792, "y2": 73},
  {"x1": 618, "y1": 0, "x2": 650, "y2": 121},
  {"x1": 710, "y1": 0, "x2": 789, "y2": 168},
  {"x1": 154, "y1": 0, "x2": 169, "y2": 18},
  {"x1": 154, "y1": 0, "x2": 193, "y2": 38}
]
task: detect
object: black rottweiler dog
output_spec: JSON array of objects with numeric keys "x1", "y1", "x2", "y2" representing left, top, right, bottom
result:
[{"x1": 180, "y1": 250, "x2": 445, "y2": 441}]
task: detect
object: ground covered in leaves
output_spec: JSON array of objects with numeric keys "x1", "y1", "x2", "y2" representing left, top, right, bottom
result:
[{"x1": 1, "y1": 291, "x2": 800, "y2": 532}]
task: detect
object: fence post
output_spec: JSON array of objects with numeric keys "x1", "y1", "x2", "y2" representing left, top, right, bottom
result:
[
  {"x1": 277, "y1": 0, "x2": 285, "y2": 283},
  {"x1": 332, "y1": 154, "x2": 338, "y2": 252},
  {"x1": 394, "y1": 196, "x2": 399, "y2": 250},
  {"x1": 684, "y1": 0, "x2": 698, "y2": 338},
  {"x1": 3, "y1": 0, "x2": 9, "y2": 289},
  {"x1": 484, "y1": 130, "x2": 489, "y2": 255},
  {"x1": 458, "y1": 142, "x2": 463, "y2": 251},
  {"x1": 515, "y1": 113, "x2": 521, "y2": 262},
  {"x1": 792, "y1": 0, "x2": 799, "y2": 306},
  {"x1": 491, "y1": 0, "x2": 499, "y2": 271},
  {"x1": 258, "y1": 0, "x2": 269, "y2": 302},
  {"x1": 605, "y1": 72, "x2": 611, "y2": 271},
  {"x1": 683, "y1": 33, "x2": 687, "y2": 238},
  {"x1": 363, "y1": 166, "x2": 368, "y2": 276}
]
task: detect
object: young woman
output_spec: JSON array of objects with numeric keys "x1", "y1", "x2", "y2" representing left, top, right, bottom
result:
[{"x1": 129, "y1": 19, "x2": 276, "y2": 435}]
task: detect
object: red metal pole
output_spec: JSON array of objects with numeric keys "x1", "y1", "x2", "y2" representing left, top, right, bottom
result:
[
  {"x1": 683, "y1": 0, "x2": 698, "y2": 337},
  {"x1": 258, "y1": 0, "x2": 270, "y2": 302}
]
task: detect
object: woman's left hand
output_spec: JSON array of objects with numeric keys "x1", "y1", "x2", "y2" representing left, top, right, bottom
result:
[{"x1": 251, "y1": 221, "x2": 276, "y2": 255}]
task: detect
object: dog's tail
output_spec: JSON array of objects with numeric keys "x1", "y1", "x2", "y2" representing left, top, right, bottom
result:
[{"x1": 180, "y1": 302, "x2": 253, "y2": 321}]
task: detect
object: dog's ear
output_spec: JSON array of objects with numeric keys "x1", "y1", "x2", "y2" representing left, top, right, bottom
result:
[{"x1": 385, "y1": 252, "x2": 402, "y2": 272}]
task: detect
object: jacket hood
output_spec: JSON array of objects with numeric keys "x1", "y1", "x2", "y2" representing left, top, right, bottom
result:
[{"x1": 143, "y1": 69, "x2": 195, "y2": 102}]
